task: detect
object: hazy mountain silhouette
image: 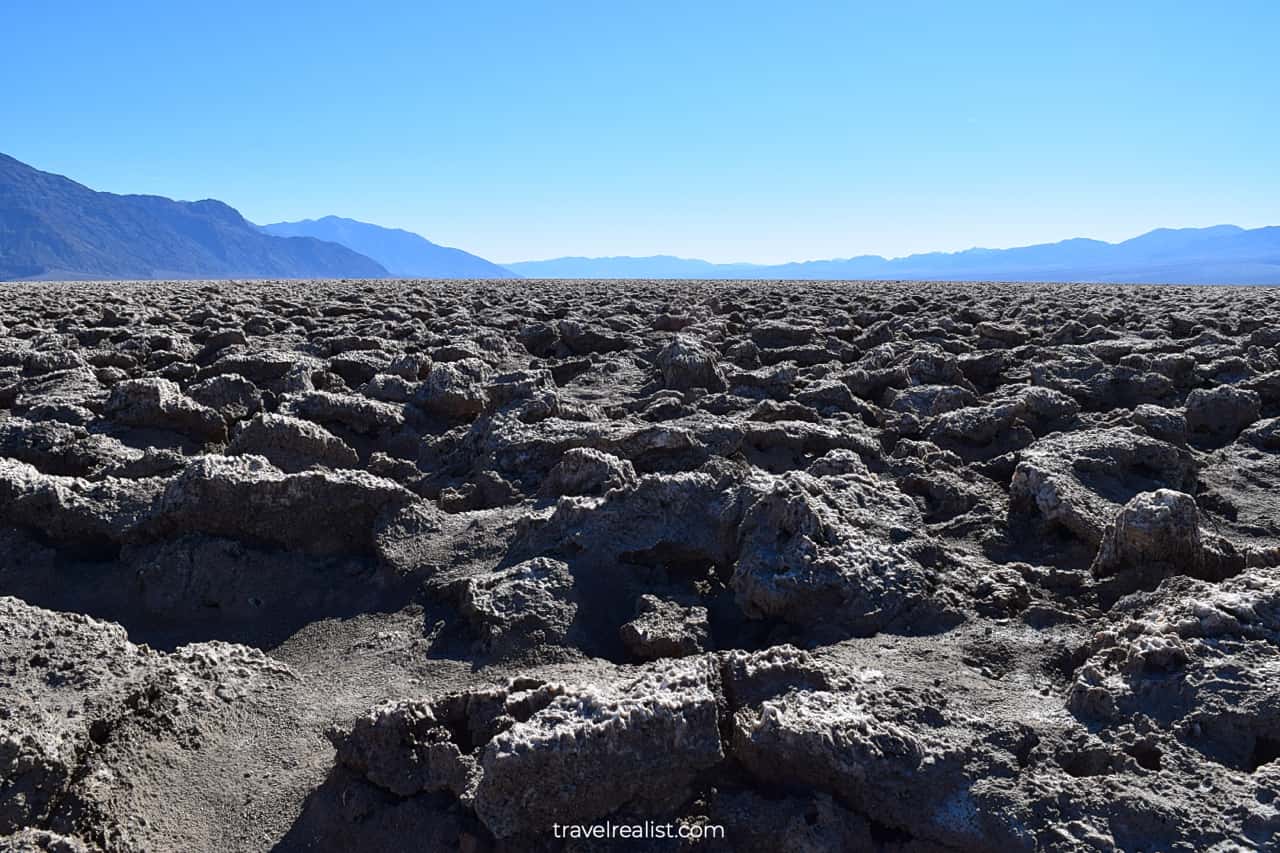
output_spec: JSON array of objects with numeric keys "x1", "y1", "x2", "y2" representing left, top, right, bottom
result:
[
  {"x1": 503, "y1": 255, "x2": 740, "y2": 279},
  {"x1": 509, "y1": 225, "x2": 1280, "y2": 284},
  {"x1": 6, "y1": 150, "x2": 1278, "y2": 285},
  {"x1": 0, "y1": 154, "x2": 387, "y2": 281},
  {"x1": 260, "y1": 216, "x2": 515, "y2": 279}
]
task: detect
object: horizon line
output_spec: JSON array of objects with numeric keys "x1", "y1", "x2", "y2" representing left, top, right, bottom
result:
[{"x1": 497, "y1": 222, "x2": 1272, "y2": 267}]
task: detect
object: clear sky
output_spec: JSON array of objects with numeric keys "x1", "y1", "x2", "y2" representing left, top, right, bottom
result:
[{"x1": 2, "y1": 1, "x2": 1277, "y2": 264}]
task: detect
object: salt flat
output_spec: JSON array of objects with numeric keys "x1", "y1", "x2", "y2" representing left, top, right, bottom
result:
[{"x1": 2, "y1": 278, "x2": 1279, "y2": 851}]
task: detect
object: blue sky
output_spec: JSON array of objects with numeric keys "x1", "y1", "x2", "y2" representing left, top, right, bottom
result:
[{"x1": 3, "y1": 1, "x2": 1277, "y2": 264}]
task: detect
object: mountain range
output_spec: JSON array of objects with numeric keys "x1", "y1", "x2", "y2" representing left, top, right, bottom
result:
[
  {"x1": 508, "y1": 225, "x2": 1280, "y2": 284},
  {"x1": 0, "y1": 153, "x2": 387, "y2": 281},
  {"x1": 3, "y1": 151, "x2": 1279, "y2": 284},
  {"x1": 260, "y1": 216, "x2": 510, "y2": 279}
]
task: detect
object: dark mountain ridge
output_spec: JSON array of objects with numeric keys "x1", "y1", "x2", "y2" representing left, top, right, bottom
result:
[{"x1": 0, "y1": 154, "x2": 387, "y2": 281}]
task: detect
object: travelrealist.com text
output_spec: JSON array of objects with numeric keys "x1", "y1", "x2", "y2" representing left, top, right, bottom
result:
[{"x1": 551, "y1": 821, "x2": 726, "y2": 841}]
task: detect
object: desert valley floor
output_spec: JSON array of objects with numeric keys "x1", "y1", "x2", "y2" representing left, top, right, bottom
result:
[{"x1": 2, "y1": 279, "x2": 1279, "y2": 852}]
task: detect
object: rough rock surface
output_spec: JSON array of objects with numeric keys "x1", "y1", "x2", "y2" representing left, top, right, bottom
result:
[
  {"x1": 457, "y1": 557, "x2": 579, "y2": 657},
  {"x1": 473, "y1": 657, "x2": 725, "y2": 837},
  {"x1": 0, "y1": 596, "x2": 296, "y2": 852},
  {"x1": 228, "y1": 412, "x2": 359, "y2": 472},
  {"x1": 619, "y1": 594, "x2": 710, "y2": 660},
  {"x1": 3, "y1": 279, "x2": 1280, "y2": 852},
  {"x1": 1010, "y1": 427, "x2": 1197, "y2": 547},
  {"x1": 540, "y1": 446, "x2": 637, "y2": 497},
  {"x1": 103, "y1": 377, "x2": 226, "y2": 442},
  {"x1": 146, "y1": 454, "x2": 414, "y2": 555},
  {"x1": 1090, "y1": 489, "x2": 1245, "y2": 591}
]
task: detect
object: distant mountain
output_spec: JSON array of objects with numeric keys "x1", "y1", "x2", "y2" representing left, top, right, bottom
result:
[
  {"x1": 7, "y1": 148, "x2": 1278, "y2": 285},
  {"x1": 509, "y1": 225, "x2": 1280, "y2": 284},
  {"x1": 506, "y1": 255, "x2": 753, "y2": 279},
  {"x1": 0, "y1": 153, "x2": 387, "y2": 281},
  {"x1": 261, "y1": 216, "x2": 515, "y2": 279}
]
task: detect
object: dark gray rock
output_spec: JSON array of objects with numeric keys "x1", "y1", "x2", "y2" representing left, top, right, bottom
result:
[
  {"x1": 1185, "y1": 385, "x2": 1262, "y2": 440},
  {"x1": 147, "y1": 455, "x2": 414, "y2": 554},
  {"x1": 104, "y1": 377, "x2": 226, "y2": 442},
  {"x1": 228, "y1": 413, "x2": 359, "y2": 472},
  {"x1": 187, "y1": 374, "x2": 263, "y2": 423},
  {"x1": 414, "y1": 358, "x2": 492, "y2": 419},
  {"x1": 656, "y1": 335, "x2": 727, "y2": 391},
  {"x1": 619, "y1": 594, "x2": 710, "y2": 660},
  {"x1": 474, "y1": 657, "x2": 725, "y2": 837},
  {"x1": 540, "y1": 447, "x2": 637, "y2": 497},
  {"x1": 458, "y1": 558, "x2": 578, "y2": 656}
]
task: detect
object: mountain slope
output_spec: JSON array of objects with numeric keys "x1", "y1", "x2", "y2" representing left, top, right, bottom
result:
[
  {"x1": 508, "y1": 226, "x2": 1280, "y2": 284},
  {"x1": 0, "y1": 154, "x2": 387, "y2": 281},
  {"x1": 260, "y1": 216, "x2": 515, "y2": 279}
]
